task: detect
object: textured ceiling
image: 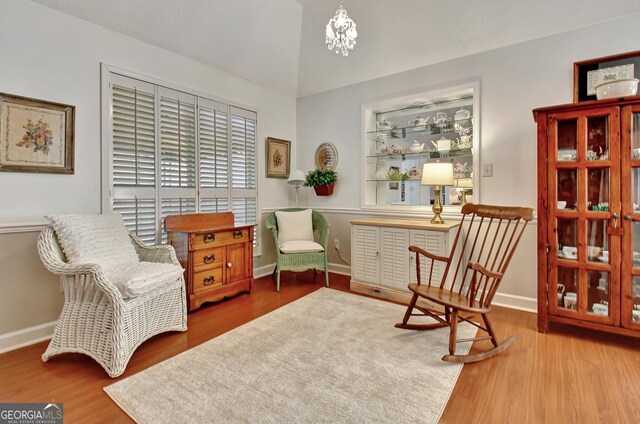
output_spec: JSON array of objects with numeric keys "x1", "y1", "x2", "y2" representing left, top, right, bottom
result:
[
  {"x1": 29, "y1": 0, "x2": 640, "y2": 97},
  {"x1": 297, "y1": 0, "x2": 640, "y2": 96},
  {"x1": 30, "y1": 0, "x2": 303, "y2": 95}
]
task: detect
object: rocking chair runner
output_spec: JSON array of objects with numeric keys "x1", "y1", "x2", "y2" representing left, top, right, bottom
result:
[{"x1": 395, "y1": 203, "x2": 534, "y2": 363}]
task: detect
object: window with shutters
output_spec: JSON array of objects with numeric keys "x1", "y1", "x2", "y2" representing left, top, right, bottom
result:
[{"x1": 104, "y1": 71, "x2": 259, "y2": 253}]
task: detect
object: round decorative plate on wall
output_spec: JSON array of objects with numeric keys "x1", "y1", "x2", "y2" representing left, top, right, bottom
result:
[{"x1": 315, "y1": 142, "x2": 338, "y2": 171}]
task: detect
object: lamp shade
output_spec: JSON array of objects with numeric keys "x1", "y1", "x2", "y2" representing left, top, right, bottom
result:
[
  {"x1": 287, "y1": 169, "x2": 306, "y2": 186},
  {"x1": 421, "y1": 163, "x2": 454, "y2": 186}
]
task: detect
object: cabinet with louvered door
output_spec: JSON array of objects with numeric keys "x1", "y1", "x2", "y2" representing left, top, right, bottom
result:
[
  {"x1": 409, "y1": 229, "x2": 447, "y2": 286},
  {"x1": 350, "y1": 218, "x2": 458, "y2": 304},
  {"x1": 380, "y1": 227, "x2": 410, "y2": 291},
  {"x1": 351, "y1": 225, "x2": 380, "y2": 284}
]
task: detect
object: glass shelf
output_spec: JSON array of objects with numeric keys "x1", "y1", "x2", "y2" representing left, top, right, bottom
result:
[
  {"x1": 366, "y1": 118, "x2": 473, "y2": 138},
  {"x1": 366, "y1": 148, "x2": 473, "y2": 160},
  {"x1": 366, "y1": 178, "x2": 423, "y2": 182}
]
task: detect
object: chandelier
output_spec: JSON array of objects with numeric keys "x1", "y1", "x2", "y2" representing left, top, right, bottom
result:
[{"x1": 325, "y1": 2, "x2": 357, "y2": 56}]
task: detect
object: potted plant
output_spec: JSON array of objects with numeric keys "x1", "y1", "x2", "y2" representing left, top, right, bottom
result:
[{"x1": 304, "y1": 169, "x2": 338, "y2": 196}]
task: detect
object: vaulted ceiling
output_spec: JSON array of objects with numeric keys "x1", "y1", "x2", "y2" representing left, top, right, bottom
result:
[{"x1": 30, "y1": 0, "x2": 640, "y2": 97}]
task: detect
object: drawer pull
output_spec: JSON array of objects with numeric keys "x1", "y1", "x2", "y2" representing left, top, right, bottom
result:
[
  {"x1": 203, "y1": 233, "x2": 215, "y2": 243},
  {"x1": 203, "y1": 254, "x2": 215, "y2": 264},
  {"x1": 203, "y1": 275, "x2": 215, "y2": 285},
  {"x1": 233, "y1": 230, "x2": 243, "y2": 239},
  {"x1": 227, "y1": 262, "x2": 232, "y2": 268}
]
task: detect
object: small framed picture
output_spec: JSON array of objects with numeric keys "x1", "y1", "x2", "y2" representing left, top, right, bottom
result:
[
  {"x1": 266, "y1": 137, "x2": 290, "y2": 178},
  {"x1": 0, "y1": 92, "x2": 75, "y2": 174},
  {"x1": 573, "y1": 50, "x2": 640, "y2": 102}
]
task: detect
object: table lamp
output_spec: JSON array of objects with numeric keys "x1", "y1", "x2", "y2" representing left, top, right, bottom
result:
[
  {"x1": 454, "y1": 177, "x2": 473, "y2": 206},
  {"x1": 421, "y1": 162, "x2": 454, "y2": 224},
  {"x1": 287, "y1": 169, "x2": 306, "y2": 206}
]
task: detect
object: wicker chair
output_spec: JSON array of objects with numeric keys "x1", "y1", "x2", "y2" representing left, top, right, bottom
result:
[
  {"x1": 266, "y1": 208, "x2": 330, "y2": 292},
  {"x1": 37, "y1": 226, "x2": 188, "y2": 377}
]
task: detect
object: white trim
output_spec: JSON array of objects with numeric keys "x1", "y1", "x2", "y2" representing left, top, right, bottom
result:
[
  {"x1": 261, "y1": 206, "x2": 538, "y2": 225},
  {"x1": 0, "y1": 221, "x2": 47, "y2": 234},
  {"x1": 254, "y1": 262, "x2": 350, "y2": 279},
  {"x1": 492, "y1": 292, "x2": 537, "y2": 313},
  {"x1": 254, "y1": 264, "x2": 275, "y2": 279},
  {"x1": 256, "y1": 260, "x2": 536, "y2": 312},
  {"x1": 0, "y1": 321, "x2": 55, "y2": 354},
  {"x1": 328, "y1": 262, "x2": 351, "y2": 276}
]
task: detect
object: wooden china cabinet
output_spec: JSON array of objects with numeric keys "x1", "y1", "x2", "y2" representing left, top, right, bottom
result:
[{"x1": 535, "y1": 97, "x2": 640, "y2": 338}]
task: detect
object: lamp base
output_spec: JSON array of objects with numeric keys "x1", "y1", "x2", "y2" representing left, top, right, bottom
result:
[{"x1": 431, "y1": 186, "x2": 445, "y2": 224}]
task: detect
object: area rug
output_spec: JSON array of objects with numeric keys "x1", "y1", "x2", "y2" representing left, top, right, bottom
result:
[{"x1": 105, "y1": 288, "x2": 476, "y2": 423}]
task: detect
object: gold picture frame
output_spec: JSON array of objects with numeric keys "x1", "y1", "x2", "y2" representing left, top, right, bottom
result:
[
  {"x1": 266, "y1": 137, "x2": 290, "y2": 178},
  {"x1": 0, "y1": 92, "x2": 75, "y2": 174}
]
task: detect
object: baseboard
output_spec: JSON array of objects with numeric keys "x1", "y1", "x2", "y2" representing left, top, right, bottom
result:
[
  {"x1": 492, "y1": 292, "x2": 537, "y2": 313},
  {"x1": 0, "y1": 321, "x2": 55, "y2": 355},
  {"x1": 328, "y1": 263, "x2": 351, "y2": 276},
  {"x1": 254, "y1": 264, "x2": 275, "y2": 279},
  {"x1": 254, "y1": 262, "x2": 350, "y2": 279}
]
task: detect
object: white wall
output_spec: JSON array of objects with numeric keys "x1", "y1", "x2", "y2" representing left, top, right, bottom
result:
[
  {"x1": 296, "y1": 14, "x2": 640, "y2": 303},
  {"x1": 0, "y1": 0, "x2": 296, "y2": 336}
]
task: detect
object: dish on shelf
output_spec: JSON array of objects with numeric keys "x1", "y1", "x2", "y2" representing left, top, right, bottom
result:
[
  {"x1": 377, "y1": 118, "x2": 397, "y2": 130},
  {"x1": 407, "y1": 166, "x2": 421, "y2": 179},
  {"x1": 595, "y1": 78, "x2": 639, "y2": 100},
  {"x1": 558, "y1": 149, "x2": 576, "y2": 161}
]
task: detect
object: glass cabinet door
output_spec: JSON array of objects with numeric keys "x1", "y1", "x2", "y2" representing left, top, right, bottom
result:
[
  {"x1": 548, "y1": 107, "x2": 620, "y2": 324},
  {"x1": 621, "y1": 105, "x2": 640, "y2": 329}
]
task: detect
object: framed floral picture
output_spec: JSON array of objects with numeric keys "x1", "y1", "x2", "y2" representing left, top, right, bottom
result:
[
  {"x1": 266, "y1": 137, "x2": 290, "y2": 178},
  {"x1": 0, "y1": 92, "x2": 75, "y2": 174}
]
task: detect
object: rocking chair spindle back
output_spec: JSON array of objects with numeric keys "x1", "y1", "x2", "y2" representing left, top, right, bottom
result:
[{"x1": 396, "y1": 203, "x2": 534, "y2": 363}]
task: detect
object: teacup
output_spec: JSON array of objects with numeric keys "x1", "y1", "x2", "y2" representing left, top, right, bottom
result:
[
  {"x1": 633, "y1": 148, "x2": 640, "y2": 160},
  {"x1": 633, "y1": 309, "x2": 640, "y2": 322},
  {"x1": 557, "y1": 201, "x2": 567, "y2": 209},
  {"x1": 562, "y1": 246, "x2": 577, "y2": 259},
  {"x1": 564, "y1": 292, "x2": 577, "y2": 310},
  {"x1": 592, "y1": 303, "x2": 608, "y2": 316},
  {"x1": 587, "y1": 246, "x2": 602, "y2": 259},
  {"x1": 557, "y1": 283, "x2": 565, "y2": 306}
]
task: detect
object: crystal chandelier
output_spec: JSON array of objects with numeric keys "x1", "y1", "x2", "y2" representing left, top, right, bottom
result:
[{"x1": 325, "y1": 2, "x2": 357, "y2": 56}]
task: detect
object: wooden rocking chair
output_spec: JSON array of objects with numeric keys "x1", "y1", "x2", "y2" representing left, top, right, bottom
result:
[{"x1": 395, "y1": 203, "x2": 534, "y2": 363}]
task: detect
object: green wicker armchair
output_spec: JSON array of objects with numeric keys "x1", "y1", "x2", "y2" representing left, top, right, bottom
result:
[{"x1": 266, "y1": 208, "x2": 330, "y2": 292}]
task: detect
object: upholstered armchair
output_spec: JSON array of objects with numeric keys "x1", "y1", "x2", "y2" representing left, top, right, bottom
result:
[
  {"x1": 37, "y1": 214, "x2": 187, "y2": 377},
  {"x1": 266, "y1": 208, "x2": 330, "y2": 292}
]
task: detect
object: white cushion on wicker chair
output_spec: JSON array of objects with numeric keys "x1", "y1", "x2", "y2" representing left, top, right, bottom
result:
[
  {"x1": 275, "y1": 209, "x2": 314, "y2": 245},
  {"x1": 46, "y1": 213, "x2": 138, "y2": 267},
  {"x1": 279, "y1": 240, "x2": 324, "y2": 254},
  {"x1": 104, "y1": 261, "x2": 184, "y2": 299}
]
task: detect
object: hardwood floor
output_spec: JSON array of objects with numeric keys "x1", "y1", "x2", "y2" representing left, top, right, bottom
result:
[{"x1": 1, "y1": 272, "x2": 640, "y2": 423}]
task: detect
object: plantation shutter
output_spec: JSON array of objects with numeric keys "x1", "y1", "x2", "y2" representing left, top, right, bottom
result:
[
  {"x1": 230, "y1": 106, "x2": 258, "y2": 248},
  {"x1": 109, "y1": 75, "x2": 157, "y2": 244},
  {"x1": 106, "y1": 71, "x2": 259, "y2": 252},
  {"x1": 198, "y1": 98, "x2": 230, "y2": 213},
  {"x1": 159, "y1": 87, "x2": 197, "y2": 242}
]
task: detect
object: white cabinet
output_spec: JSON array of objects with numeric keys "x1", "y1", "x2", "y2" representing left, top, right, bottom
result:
[
  {"x1": 380, "y1": 227, "x2": 410, "y2": 291},
  {"x1": 350, "y1": 218, "x2": 458, "y2": 303},
  {"x1": 352, "y1": 225, "x2": 380, "y2": 284}
]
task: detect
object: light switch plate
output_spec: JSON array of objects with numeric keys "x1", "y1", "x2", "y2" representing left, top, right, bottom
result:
[{"x1": 482, "y1": 164, "x2": 493, "y2": 177}]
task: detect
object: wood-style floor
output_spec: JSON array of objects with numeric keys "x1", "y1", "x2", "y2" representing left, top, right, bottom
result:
[{"x1": 1, "y1": 272, "x2": 640, "y2": 423}]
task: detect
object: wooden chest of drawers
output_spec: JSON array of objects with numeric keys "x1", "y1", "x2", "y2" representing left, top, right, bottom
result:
[{"x1": 165, "y1": 212, "x2": 254, "y2": 311}]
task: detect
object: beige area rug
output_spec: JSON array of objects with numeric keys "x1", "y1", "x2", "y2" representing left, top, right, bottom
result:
[{"x1": 105, "y1": 288, "x2": 476, "y2": 423}]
